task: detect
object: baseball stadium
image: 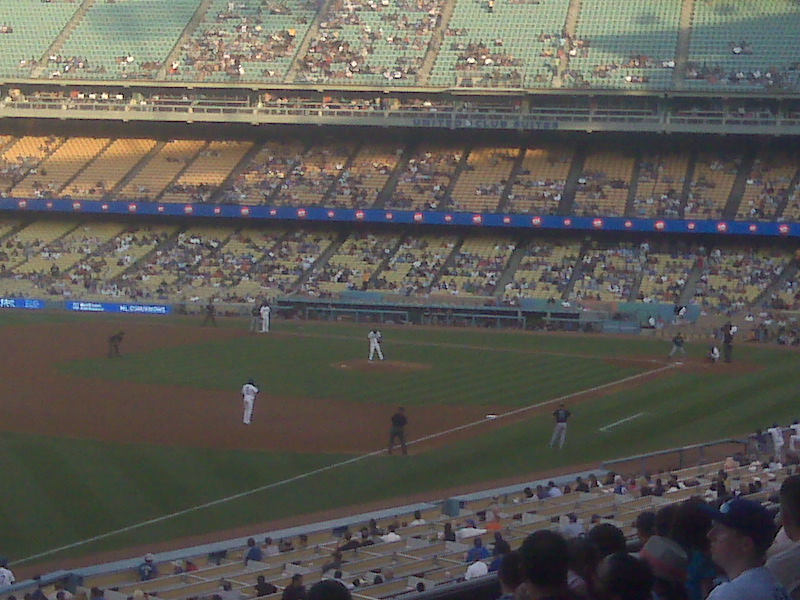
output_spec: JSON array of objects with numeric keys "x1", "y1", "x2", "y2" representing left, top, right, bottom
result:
[{"x1": 0, "y1": 0, "x2": 800, "y2": 599}]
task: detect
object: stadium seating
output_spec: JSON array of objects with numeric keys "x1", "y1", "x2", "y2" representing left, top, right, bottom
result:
[
  {"x1": 736, "y1": 150, "x2": 799, "y2": 221},
  {"x1": 0, "y1": 136, "x2": 63, "y2": 192},
  {"x1": 637, "y1": 242, "x2": 699, "y2": 304},
  {"x1": 503, "y1": 240, "x2": 580, "y2": 300},
  {"x1": 0, "y1": 0, "x2": 81, "y2": 76},
  {"x1": 632, "y1": 150, "x2": 690, "y2": 218},
  {"x1": 161, "y1": 141, "x2": 253, "y2": 203},
  {"x1": 506, "y1": 145, "x2": 573, "y2": 215},
  {"x1": 568, "y1": 0, "x2": 681, "y2": 90},
  {"x1": 117, "y1": 140, "x2": 207, "y2": 200},
  {"x1": 429, "y1": 0, "x2": 569, "y2": 88},
  {"x1": 11, "y1": 138, "x2": 110, "y2": 199},
  {"x1": 272, "y1": 140, "x2": 359, "y2": 206},
  {"x1": 437, "y1": 236, "x2": 515, "y2": 297},
  {"x1": 570, "y1": 243, "x2": 643, "y2": 302},
  {"x1": 389, "y1": 143, "x2": 464, "y2": 211},
  {"x1": 694, "y1": 245, "x2": 792, "y2": 314},
  {"x1": 684, "y1": 0, "x2": 800, "y2": 91},
  {"x1": 447, "y1": 146, "x2": 518, "y2": 213},
  {"x1": 170, "y1": 0, "x2": 317, "y2": 83},
  {"x1": 66, "y1": 138, "x2": 158, "y2": 198},
  {"x1": 295, "y1": 0, "x2": 442, "y2": 85},
  {"x1": 684, "y1": 151, "x2": 742, "y2": 220},
  {"x1": 327, "y1": 143, "x2": 402, "y2": 209},
  {"x1": 373, "y1": 234, "x2": 458, "y2": 294},
  {"x1": 572, "y1": 150, "x2": 635, "y2": 217},
  {"x1": 266, "y1": 229, "x2": 339, "y2": 297},
  {"x1": 312, "y1": 231, "x2": 399, "y2": 295},
  {"x1": 221, "y1": 139, "x2": 307, "y2": 206},
  {"x1": 50, "y1": 0, "x2": 200, "y2": 80}
]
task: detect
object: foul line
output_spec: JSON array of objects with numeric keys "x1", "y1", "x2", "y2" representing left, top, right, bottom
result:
[
  {"x1": 15, "y1": 363, "x2": 676, "y2": 566},
  {"x1": 599, "y1": 412, "x2": 647, "y2": 432}
]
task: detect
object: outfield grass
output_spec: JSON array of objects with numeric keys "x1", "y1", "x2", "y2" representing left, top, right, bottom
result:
[{"x1": 2, "y1": 313, "x2": 797, "y2": 568}]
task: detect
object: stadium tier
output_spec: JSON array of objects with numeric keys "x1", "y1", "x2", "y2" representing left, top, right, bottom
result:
[
  {"x1": 0, "y1": 134, "x2": 796, "y2": 224},
  {"x1": 0, "y1": 0, "x2": 798, "y2": 91}
]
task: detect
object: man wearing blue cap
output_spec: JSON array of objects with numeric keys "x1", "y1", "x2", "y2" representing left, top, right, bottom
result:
[{"x1": 702, "y1": 497, "x2": 789, "y2": 599}]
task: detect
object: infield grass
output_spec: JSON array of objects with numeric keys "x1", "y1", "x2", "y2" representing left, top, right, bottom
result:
[{"x1": 1, "y1": 313, "x2": 797, "y2": 567}]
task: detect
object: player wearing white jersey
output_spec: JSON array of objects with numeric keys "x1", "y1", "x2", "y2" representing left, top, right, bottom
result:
[
  {"x1": 241, "y1": 379, "x2": 259, "y2": 425},
  {"x1": 368, "y1": 329, "x2": 384, "y2": 361},
  {"x1": 259, "y1": 304, "x2": 271, "y2": 333}
]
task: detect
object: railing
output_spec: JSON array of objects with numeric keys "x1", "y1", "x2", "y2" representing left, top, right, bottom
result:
[{"x1": 602, "y1": 437, "x2": 748, "y2": 474}]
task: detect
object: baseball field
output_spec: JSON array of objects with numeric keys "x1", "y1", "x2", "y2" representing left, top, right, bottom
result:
[{"x1": 1, "y1": 311, "x2": 795, "y2": 574}]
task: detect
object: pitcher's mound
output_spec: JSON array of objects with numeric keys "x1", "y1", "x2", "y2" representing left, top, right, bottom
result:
[{"x1": 334, "y1": 359, "x2": 432, "y2": 373}]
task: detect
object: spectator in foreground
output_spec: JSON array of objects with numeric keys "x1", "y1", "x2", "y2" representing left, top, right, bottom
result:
[
  {"x1": 518, "y1": 530, "x2": 576, "y2": 600},
  {"x1": 137, "y1": 553, "x2": 158, "y2": 581},
  {"x1": 0, "y1": 557, "x2": 15, "y2": 586},
  {"x1": 671, "y1": 499, "x2": 718, "y2": 600},
  {"x1": 767, "y1": 474, "x2": 800, "y2": 598},
  {"x1": 702, "y1": 497, "x2": 789, "y2": 599},
  {"x1": 497, "y1": 550, "x2": 524, "y2": 599},
  {"x1": 281, "y1": 574, "x2": 306, "y2": 600},
  {"x1": 307, "y1": 579, "x2": 350, "y2": 600},
  {"x1": 587, "y1": 523, "x2": 627, "y2": 559},
  {"x1": 596, "y1": 552, "x2": 654, "y2": 600}
]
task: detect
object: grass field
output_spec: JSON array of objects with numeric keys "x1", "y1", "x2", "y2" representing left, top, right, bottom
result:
[{"x1": 1, "y1": 312, "x2": 796, "y2": 570}]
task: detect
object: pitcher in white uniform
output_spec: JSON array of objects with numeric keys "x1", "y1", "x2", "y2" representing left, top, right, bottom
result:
[{"x1": 259, "y1": 304, "x2": 271, "y2": 333}]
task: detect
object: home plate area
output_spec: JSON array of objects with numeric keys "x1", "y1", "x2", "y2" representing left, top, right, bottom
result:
[{"x1": 334, "y1": 359, "x2": 432, "y2": 373}]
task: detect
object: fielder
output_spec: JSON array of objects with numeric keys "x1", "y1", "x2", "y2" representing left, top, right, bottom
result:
[
  {"x1": 259, "y1": 303, "x2": 271, "y2": 333},
  {"x1": 249, "y1": 305, "x2": 260, "y2": 332},
  {"x1": 549, "y1": 403, "x2": 571, "y2": 449},
  {"x1": 368, "y1": 329, "x2": 384, "y2": 361},
  {"x1": 241, "y1": 378, "x2": 259, "y2": 425}
]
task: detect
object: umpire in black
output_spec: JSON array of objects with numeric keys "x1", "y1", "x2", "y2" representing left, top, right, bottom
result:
[
  {"x1": 723, "y1": 322, "x2": 735, "y2": 363},
  {"x1": 388, "y1": 407, "x2": 408, "y2": 455}
]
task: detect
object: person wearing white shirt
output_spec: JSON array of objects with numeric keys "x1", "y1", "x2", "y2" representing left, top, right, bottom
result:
[
  {"x1": 241, "y1": 379, "x2": 259, "y2": 425},
  {"x1": 768, "y1": 424, "x2": 786, "y2": 461},
  {"x1": 789, "y1": 420, "x2": 800, "y2": 453},
  {"x1": 0, "y1": 558, "x2": 15, "y2": 587},
  {"x1": 464, "y1": 560, "x2": 489, "y2": 580},
  {"x1": 259, "y1": 304, "x2": 271, "y2": 333},
  {"x1": 381, "y1": 526, "x2": 401, "y2": 543}
]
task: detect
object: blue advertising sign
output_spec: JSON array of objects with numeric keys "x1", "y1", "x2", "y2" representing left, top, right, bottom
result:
[
  {"x1": 65, "y1": 301, "x2": 171, "y2": 314},
  {"x1": 0, "y1": 297, "x2": 46, "y2": 310}
]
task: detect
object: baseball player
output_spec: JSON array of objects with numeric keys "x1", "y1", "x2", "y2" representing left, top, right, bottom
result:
[
  {"x1": 108, "y1": 331, "x2": 124, "y2": 358},
  {"x1": 249, "y1": 305, "x2": 260, "y2": 332},
  {"x1": 260, "y1": 303, "x2": 271, "y2": 333},
  {"x1": 707, "y1": 344, "x2": 720, "y2": 363},
  {"x1": 368, "y1": 329, "x2": 384, "y2": 361},
  {"x1": 549, "y1": 403, "x2": 571, "y2": 449},
  {"x1": 241, "y1": 378, "x2": 259, "y2": 425},
  {"x1": 668, "y1": 333, "x2": 686, "y2": 359}
]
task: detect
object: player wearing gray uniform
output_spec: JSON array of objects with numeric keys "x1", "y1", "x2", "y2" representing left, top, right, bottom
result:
[
  {"x1": 549, "y1": 403, "x2": 571, "y2": 449},
  {"x1": 260, "y1": 304, "x2": 271, "y2": 333}
]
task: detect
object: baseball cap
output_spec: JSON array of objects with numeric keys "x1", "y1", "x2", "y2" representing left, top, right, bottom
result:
[{"x1": 701, "y1": 498, "x2": 776, "y2": 552}]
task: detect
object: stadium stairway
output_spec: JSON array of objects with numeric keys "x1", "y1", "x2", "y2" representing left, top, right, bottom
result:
[
  {"x1": 207, "y1": 142, "x2": 269, "y2": 205},
  {"x1": 31, "y1": 0, "x2": 97, "y2": 79},
  {"x1": 426, "y1": 238, "x2": 464, "y2": 292},
  {"x1": 721, "y1": 148, "x2": 758, "y2": 219},
  {"x1": 155, "y1": 0, "x2": 215, "y2": 80},
  {"x1": 283, "y1": 0, "x2": 334, "y2": 84},
  {"x1": 366, "y1": 238, "x2": 405, "y2": 289},
  {"x1": 556, "y1": 0, "x2": 584, "y2": 88},
  {"x1": 440, "y1": 147, "x2": 473, "y2": 210},
  {"x1": 153, "y1": 141, "x2": 211, "y2": 202},
  {"x1": 623, "y1": 153, "x2": 643, "y2": 217},
  {"x1": 676, "y1": 253, "x2": 706, "y2": 308},
  {"x1": 676, "y1": 149, "x2": 698, "y2": 218},
  {"x1": 416, "y1": 0, "x2": 459, "y2": 85},
  {"x1": 493, "y1": 149, "x2": 526, "y2": 213},
  {"x1": 289, "y1": 231, "x2": 349, "y2": 294},
  {"x1": 561, "y1": 238, "x2": 593, "y2": 300},
  {"x1": 673, "y1": 0, "x2": 696, "y2": 86},
  {"x1": 749, "y1": 261, "x2": 799, "y2": 314},
  {"x1": 59, "y1": 139, "x2": 115, "y2": 196},
  {"x1": 558, "y1": 146, "x2": 587, "y2": 214},
  {"x1": 372, "y1": 141, "x2": 416, "y2": 209},
  {"x1": 772, "y1": 167, "x2": 800, "y2": 222},
  {"x1": 492, "y1": 242, "x2": 528, "y2": 298},
  {"x1": 106, "y1": 141, "x2": 167, "y2": 200},
  {"x1": 320, "y1": 142, "x2": 363, "y2": 206}
]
